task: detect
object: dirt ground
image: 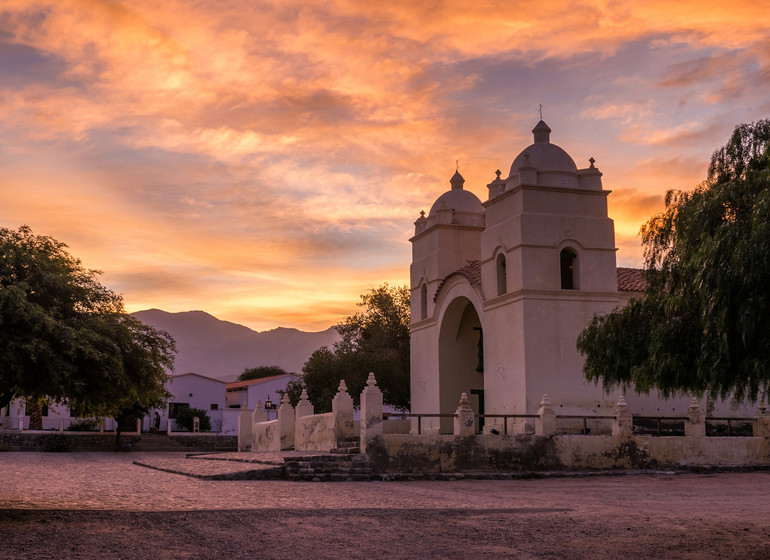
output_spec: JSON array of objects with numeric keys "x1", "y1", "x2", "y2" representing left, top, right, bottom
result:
[{"x1": 1, "y1": 453, "x2": 769, "y2": 559}]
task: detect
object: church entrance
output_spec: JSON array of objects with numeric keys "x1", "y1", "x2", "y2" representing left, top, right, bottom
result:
[{"x1": 438, "y1": 297, "x2": 484, "y2": 434}]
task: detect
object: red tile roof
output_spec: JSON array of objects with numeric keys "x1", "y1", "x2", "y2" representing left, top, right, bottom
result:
[
  {"x1": 433, "y1": 260, "x2": 481, "y2": 302},
  {"x1": 225, "y1": 374, "x2": 293, "y2": 390},
  {"x1": 617, "y1": 267, "x2": 645, "y2": 292}
]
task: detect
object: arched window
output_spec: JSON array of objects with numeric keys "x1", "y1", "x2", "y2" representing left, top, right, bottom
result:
[
  {"x1": 496, "y1": 253, "x2": 507, "y2": 296},
  {"x1": 420, "y1": 283, "x2": 428, "y2": 320},
  {"x1": 560, "y1": 248, "x2": 577, "y2": 290}
]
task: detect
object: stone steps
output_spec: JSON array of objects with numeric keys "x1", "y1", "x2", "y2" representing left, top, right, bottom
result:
[
  {"x1": 329, "y1": 436, "x2": 361, "y2": 455},
  {"x1": 284, "y1": 448, "x2": 381, "y2": 481},
  {"x1": 131, "y1": 435, "x2": 199, "y2": 452}
]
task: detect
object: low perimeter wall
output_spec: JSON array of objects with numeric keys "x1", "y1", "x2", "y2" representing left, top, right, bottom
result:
[
  {"x1": 0, "y1": 432, "x2": 141, "y2": 451},
  {"x1": 0, "y1": 432, "x2": 237, "y2": 452},
  {"x1": 366, "y1": 433, "x2": 770, "y2": 473}
]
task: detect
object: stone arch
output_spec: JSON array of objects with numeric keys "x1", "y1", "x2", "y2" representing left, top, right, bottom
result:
[
  {"x1": 419, "y1": 281, "x2": 428, "y2": 320},
  {"x1": 558, "y1": 242, "x2": 581, "y2": 290},
  {"x1": 436, "y1": 282, "x2": 485, "y2": 434},
  {"x1": 496, "y1": 252, "x2": 507, "y2": 296}
]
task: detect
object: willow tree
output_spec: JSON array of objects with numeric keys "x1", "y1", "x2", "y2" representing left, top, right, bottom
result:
[
  {"x1": 0, "y1": 226, "x2": 175, "y2": 421},
  {"x1": 577, "y1": 120, "x2": 770, "y2": 404}
]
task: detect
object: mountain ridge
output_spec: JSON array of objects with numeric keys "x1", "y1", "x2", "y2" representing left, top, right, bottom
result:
[{"x1": 131, "y1": 309, "x2": 339, "y2": 382}]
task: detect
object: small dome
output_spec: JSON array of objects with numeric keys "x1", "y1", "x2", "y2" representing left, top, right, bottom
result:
[
  {"x1": 428, "y1": 189, "x2": 484, "y2": 216},
  {"x1": 509, "y1": 142, "x2": 578, "y2": 177},
  {"x1": 507, "y1": 120, "x2": 578, "y2": 185},
  {"x1": 428, "y1": 170, "x2": 483, "y2": 217}
]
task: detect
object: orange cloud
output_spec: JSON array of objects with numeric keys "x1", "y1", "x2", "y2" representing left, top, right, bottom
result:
[{"x1": 1, "y1": 0, "x2": 767, "y2": 330}]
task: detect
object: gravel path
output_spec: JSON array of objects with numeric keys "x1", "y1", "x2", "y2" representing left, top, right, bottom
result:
[{"x1": 1, "y1": 452, "x2": 769, "y2": 559}]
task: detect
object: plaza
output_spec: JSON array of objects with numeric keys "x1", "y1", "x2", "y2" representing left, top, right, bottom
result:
[{"x1": 1, "y1": 452, "x2": 769, "y2": 559}]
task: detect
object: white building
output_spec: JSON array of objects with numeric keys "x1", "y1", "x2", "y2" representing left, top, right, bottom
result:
[
  {"x1": 225, "y1": 374, "x2": 294, "y2": 415},
  {"x1": 160, "y1": 372, "x2": 229, "y2": 432},
  {"x1": 409, "y1": 120, "x2": 743, "y2": 434}
]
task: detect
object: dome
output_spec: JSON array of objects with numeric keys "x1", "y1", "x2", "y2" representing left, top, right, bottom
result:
[
  {"x1": 428, "y1": 188, "x2": 484, "y2": 216},
  {"x1": 428, "y1": 171, "x2": 483, "y2": 216},
  {"x1": 508, "y1": 120, "x2": 578, "y2": 179}
]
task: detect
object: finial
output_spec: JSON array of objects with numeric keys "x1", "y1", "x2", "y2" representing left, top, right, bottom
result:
[
  {"x1": 338, "y1": 379, "x2": 348, "y2": 393},
  {"x1": 589, "y1": 157, "x2": 595, "y2": 168},
  {"x1": 539, "y1": 103, "x2": 543, "y2": 120},
  {"x1": 282, "y1": 393, "x2": 290, "y2": 405},
  {"x1": 299, "y1": 389, "x2": 309, "y2": 402},
  {"x1": 458, "y1": 392, "x2": 470, "y2": 408},
  {"x1": 539, "y1": 394, "x2": 552, "y2": 407},
  {"x1": 419, "y1": 210, "x2": 425, "y2": 218},
  {"x1": 456, "y1": 159, "x2": 459, "y2": 172},
  {"x1": 495, "y1": 169, "x2": 501, "y2": 179},
  {"x1": 366, "y1": 372, "x2": 377, "y2": 386}
]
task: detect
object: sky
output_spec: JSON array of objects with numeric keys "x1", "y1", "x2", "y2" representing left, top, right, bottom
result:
[{"x1": 1, "y1": 1, "x2": 768, "y2": 332}]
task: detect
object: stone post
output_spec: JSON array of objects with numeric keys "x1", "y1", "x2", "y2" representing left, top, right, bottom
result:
[
  {"x1": 58, "y1": 418, "x2": 65, "y2": 434},
  {"x1": 612, "y1": 396, "x2": 633, "y2": 438},
  {"x1": 295, "y1": 389, "x2": 314, "y2": 419},
  {"x1": 193, "y1": 417, "x2": 200, "y2": 433},
  {"x1": 136, "y1": 417, "x2": 142, "y2": 434},
  {"x1": 754, "y1": 399, "x2": 770, "y2": 438},
  {"x1": 278, "y1": 394, "x2": 295, "y2": 450},
  {"x1": 535, "y1": 394, "x2": 557, "y2": 436},
  {"x1": 454, "y1": 393, "x2": 475, "y2": 436},
  {"x1": 332, "y1": 380, "x2": 355, "y2": 442},
  {"x1": 360, "y1": 373, "x2": 384, "y2": 453},
  {"x1": 252, "y1": 401, "x2": 267, "y2": 424},
  {"x1": 238, "y1": 408, "x2": 252, "y2": 452},
  {"x1": 685, "y1": 398, "x2": 706, "y2": 437},
  {"x1": 100, "y1": 417, "x2": 105, "y2": 434}
]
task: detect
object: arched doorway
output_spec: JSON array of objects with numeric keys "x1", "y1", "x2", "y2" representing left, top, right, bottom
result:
[{"x1": 438, "y1": 297, "x2": 484, "y2": 433}]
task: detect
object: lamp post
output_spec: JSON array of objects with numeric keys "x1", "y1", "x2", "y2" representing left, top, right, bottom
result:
[{"x1": 264, "y1": 395, "x2": 276, "y2": 420}]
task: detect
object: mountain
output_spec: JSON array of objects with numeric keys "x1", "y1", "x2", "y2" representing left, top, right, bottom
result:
[{"x1": 131, "y1": 309, "x2": 340, "y2": 382}]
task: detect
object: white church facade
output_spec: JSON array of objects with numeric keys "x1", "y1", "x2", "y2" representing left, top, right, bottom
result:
[{"x1": 409, "y1": 120, "x2": 723, "y2": 434}]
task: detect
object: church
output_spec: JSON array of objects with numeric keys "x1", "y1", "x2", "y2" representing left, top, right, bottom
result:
[{"x1": 409, "y1": 120, "x2": 670, "y2": 434}]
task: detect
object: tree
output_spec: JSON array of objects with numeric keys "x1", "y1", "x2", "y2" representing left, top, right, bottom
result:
[
  {"x1": 0, "y1": 226, "x2": 175, "y2": 424},
  {"x1": 296, "y1": 284, "x2": 410, "y2": 412},
  {"x1": 577, "y1": 120, "x2": 770, "y2": 404},
  {"x1": 173, "y1": 407, "x2": 211, "y2": 432},
  {"x1": 237, "y1": 365, "x2": 292, "y2": 382}
]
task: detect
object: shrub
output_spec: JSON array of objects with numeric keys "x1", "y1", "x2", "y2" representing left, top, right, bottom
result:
[
  {"x1": 173, "y1": 407, "x2": 211, "y2": 432},
  {"x1": 0, "y1": 444, "x2": 10, "y2": 452},
  {"x1": 66, "y1": 418, "x2": 100, "y2": 431},
  {"x1": 44, "y1": 434, "x2": 71, "y2": 452}
]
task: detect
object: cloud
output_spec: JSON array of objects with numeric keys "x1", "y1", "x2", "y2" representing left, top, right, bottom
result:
[{"x1": 1, "y1": 0, "x2": 768, "y2": 329}]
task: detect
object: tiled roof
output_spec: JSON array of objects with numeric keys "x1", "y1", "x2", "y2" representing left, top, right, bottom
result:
[
  {"x1": 225, "y1": 374, "x2": 293, "y2": 390},
  {"x1": 434, "y1": 260, "x2": 481, "y2": 302},
  {"x1": 617, "y1": 267, "x2": 645, "y2": 292}
]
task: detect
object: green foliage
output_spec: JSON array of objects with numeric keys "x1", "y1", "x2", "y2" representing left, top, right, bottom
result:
[
  {"x1": 298, "y1": 284, "x2": 410, "y2": 412},
  {"x1": 0, "y1": 226, "x2": 175, "y2": 416},
  {"x1": 173, "y1": 407, "x2": 211, "y2": 432},
  {"x1": 237, "y1": 365, "x2": 292, "y2": 382},
  {"x1": 43, "y1": 434, "x2": 71, "y2": 452},
  {"x1": 277, "y1": 376, "x2": 305, "y2": 407},
  {"x1": 66, "y1": 418, "x2": 100, "y2": 432},
  {"x1": 578, "y1": 119, "x2": 770, "y2": 404}
]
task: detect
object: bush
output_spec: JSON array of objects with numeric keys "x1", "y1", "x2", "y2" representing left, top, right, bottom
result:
[
  {"x1": 0, "y1": 444, "x2": 10, "y2": 452},
  {"x1": 66, "y1": 418, "x2": 100, "y2": 431},
  {"x1": 44, "y1": 434, "x2": 71, "y2": 452},
  {"x1": 173, "y1": 407, "x2": 211, "y2": 432}
]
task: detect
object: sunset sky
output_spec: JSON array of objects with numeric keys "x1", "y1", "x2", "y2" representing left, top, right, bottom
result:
[{"x1": 1, "y1": 1, "x2": 768, "y2": 331}]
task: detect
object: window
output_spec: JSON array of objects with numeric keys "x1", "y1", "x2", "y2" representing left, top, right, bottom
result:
[
  {"x1": 560, "y1": 248, "x2": 577, "y2": 290},
  {"x1": 210, "y1": 404, "x2": 219, "y2": 411},
  {"x1": 420, "y1": 283, "x2": 428, "y2": 319},
  {"x1": 496, "y1": 253, "x2": 507, "y2": 296},
  {"x1": 168, "y1": 403, "x2": 189, "y2": 419}
]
